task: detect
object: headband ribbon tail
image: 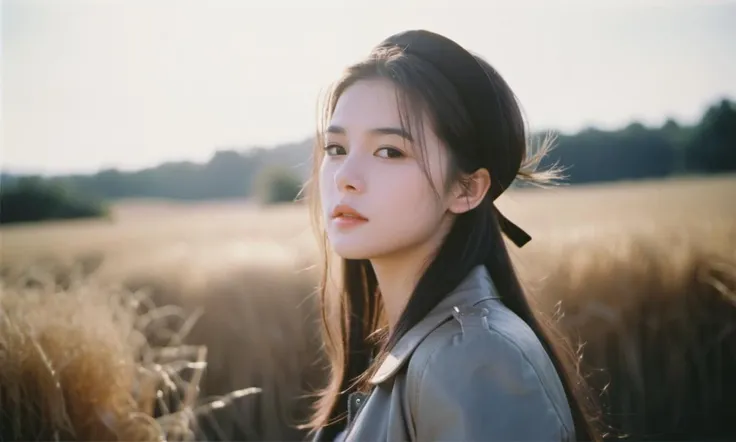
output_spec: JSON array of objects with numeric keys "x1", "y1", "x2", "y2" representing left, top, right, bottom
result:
[{"x1": 496, "y1": 209, "x2": 531, "y2": 248}]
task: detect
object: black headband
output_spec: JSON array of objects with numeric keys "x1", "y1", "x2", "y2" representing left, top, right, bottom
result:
[{"x1": 376, "y1": 30, "x2": 531, "y2": 248}]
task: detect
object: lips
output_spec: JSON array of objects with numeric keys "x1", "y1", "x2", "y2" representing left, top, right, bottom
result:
[
  {"x1": 331, "y1": 204, "x2": 368, "y2": 221},
  {"x1": 330, "y1": 204, "x2": 369, "y2": 230}
]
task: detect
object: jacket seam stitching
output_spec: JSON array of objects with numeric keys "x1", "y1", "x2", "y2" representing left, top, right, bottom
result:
[
  {"x1": 409, "y1": 324, "x2": 572, "y2": 440},
  {"x1": 409, "y1": 331, "x2": 453, "y2": 438},
  {"x1": 486, "y1": 324, "x2": 572, "y2": 439}
]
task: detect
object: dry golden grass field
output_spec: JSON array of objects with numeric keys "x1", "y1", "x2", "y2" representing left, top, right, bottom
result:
[{"x1": 1, "y1": 175, "x2": 736, "y2": 441}]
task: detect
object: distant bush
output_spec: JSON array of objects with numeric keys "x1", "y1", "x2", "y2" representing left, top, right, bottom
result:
[
  {"x1": 254, "y1": 166, "x2": 304, "y2": 205},
  {"x1": 0, "y1": 177, "x2": 109, "y2": 224}
]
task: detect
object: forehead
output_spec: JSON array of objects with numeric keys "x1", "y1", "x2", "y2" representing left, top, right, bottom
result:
[{"x1": 330, "y1": 78, "x2": 405, "y2": 129}]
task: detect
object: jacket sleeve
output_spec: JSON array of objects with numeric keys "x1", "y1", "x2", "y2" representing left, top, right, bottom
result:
[{"x1": 410, "y1": 328, "x2": 574, "y2": 442}]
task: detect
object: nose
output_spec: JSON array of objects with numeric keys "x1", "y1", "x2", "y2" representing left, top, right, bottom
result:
[{"x1": 334, "y1": 156, "x2": 365, "y2": 194}]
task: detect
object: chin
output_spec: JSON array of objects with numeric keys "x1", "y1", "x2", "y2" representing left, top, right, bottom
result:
[
  {"x1": 330, "y1": 241, "x2": 376, "y2": 260},
  {"x1": 328, "y1": 231, "x2": 390, "y2": 260}
]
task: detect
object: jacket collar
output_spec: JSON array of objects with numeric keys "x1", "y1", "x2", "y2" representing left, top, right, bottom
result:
[{"x1": 368, "y1": 265, "x2": 499, "y2": 385}]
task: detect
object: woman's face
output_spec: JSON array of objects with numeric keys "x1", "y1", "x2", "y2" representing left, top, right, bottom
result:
[{"x1": 319, "y1": 78, "x2": 456, "y2": 261}]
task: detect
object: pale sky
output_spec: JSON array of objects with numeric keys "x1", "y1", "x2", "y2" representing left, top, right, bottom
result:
[{"x1": 2, "y1": 0, "x2": 735, "y2": 175}]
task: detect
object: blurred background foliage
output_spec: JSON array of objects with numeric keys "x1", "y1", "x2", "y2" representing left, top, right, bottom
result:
[{"x1": 2, "y1": 98, "x2": 733, "y2": 224}]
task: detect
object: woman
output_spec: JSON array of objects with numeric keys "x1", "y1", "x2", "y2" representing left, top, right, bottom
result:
[{"x1": 302, "y1": 29, "x2": 601, "y2": 442}]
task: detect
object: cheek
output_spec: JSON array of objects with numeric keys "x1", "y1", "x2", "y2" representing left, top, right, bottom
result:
[
  {"x1": 318, "y1": 161, "x2": 336, "y2": 202},
  {"x1": 386, "y1": 167, "x2": 441, "y2": 209},
  {"x1": 318, "y1": 157, "x2": 332, "y2": 185},
  {"x1": 371, "y1": 167, "x2": 445, "y2": 230},
  {"x1": 324, "y1": 166, "x2": 446, "y2": 260},
  {"x1": 427, "y1": 153, "x2": 452, "y2": 195}
]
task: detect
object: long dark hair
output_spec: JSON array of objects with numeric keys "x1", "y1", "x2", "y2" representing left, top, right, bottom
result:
[{"x1": 303, "y1": 30, "x2": 602, "y2": 442}]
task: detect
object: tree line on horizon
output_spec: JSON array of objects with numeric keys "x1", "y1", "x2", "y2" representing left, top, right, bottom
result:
[{"x1": 1, "y1": 98, "x2": 734, "y2": 224}]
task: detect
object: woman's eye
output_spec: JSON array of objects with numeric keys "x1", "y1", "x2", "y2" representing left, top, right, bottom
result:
[
  {"x1": 375, "y1": 147, "x2": 404, "y2": 159},
  {"x1": 324, "y1": 144, "x2": 346, "y2": 156}
]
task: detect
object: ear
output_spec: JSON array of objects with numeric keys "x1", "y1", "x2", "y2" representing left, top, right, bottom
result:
[{"x1": 448, "y1": 168, "x2": 491, "y2": 214}]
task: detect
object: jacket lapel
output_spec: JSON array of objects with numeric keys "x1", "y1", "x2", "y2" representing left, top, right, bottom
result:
[{"x1": 368, "y1": 265, "x2": 499, "y2": 385}]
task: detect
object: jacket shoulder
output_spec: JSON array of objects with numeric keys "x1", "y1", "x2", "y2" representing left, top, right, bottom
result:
[
  {"x1": 405, "y1": 299, "x2": 575, "y2": 441},
  {"x1": 408, "y1": 299, "x2": 559, "y2": 379}
]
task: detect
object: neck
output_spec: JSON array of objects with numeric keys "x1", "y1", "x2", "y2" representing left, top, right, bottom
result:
[{"x1": 370, "y1": 217, "x2": 453, "y2": 332}]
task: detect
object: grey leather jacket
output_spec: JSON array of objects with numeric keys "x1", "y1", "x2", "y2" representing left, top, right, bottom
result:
[{"x1": 315, "y1": 265, "x2": 575, "y2": 442}]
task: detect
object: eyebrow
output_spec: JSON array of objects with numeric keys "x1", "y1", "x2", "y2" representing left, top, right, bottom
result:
[{"x1": 326, "y1": 125, "x2": 414, "y2": 142}]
